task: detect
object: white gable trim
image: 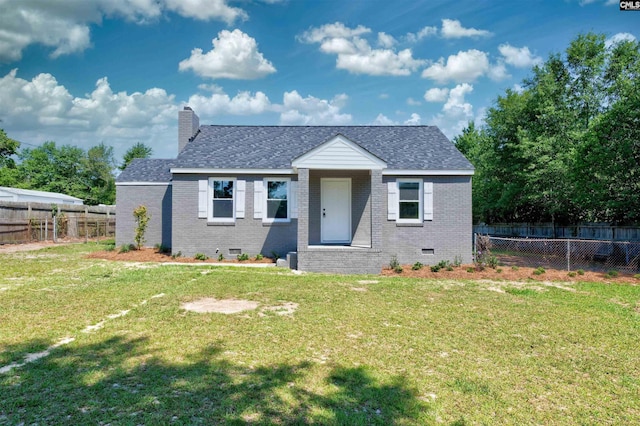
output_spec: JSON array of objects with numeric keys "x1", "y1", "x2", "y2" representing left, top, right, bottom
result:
[
  {"x1": 292, "y1": 135, "x2": 387, "y2": 170},
  {"x1": 116, "y1": 182, "x2": 172, "y2": 186}
]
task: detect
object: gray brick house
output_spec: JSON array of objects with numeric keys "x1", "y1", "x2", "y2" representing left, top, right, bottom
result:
[{"x1": 116, "y1": 107, "x2": 474, "y2": 273}]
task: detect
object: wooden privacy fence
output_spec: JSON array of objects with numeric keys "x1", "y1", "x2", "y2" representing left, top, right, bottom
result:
[
  {"x1": 474, "y1": 223, "x2": 640, "y2": 241},
  {"x1": 0, "y1": 201, "x2": 116, "y2": 245}
]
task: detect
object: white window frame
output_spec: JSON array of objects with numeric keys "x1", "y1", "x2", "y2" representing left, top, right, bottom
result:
[
  {"x1": 396, "y1": 179, "x2": 423, "y2": 224},
  {"x1": 262, "y1": 178, "x2": 290, "y2": 223},
  {"x1": 208, "y1": 177, "x2": 236, "y2": 223}
]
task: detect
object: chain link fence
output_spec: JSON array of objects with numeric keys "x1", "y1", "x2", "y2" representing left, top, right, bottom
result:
[{"x1": 475, "y1": 234, "x2": 640, "y2": 273}]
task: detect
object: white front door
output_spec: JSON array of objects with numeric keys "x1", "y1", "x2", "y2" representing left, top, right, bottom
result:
[{"x1": 321, "y1": 178, "x2": 351, "y2": 243}]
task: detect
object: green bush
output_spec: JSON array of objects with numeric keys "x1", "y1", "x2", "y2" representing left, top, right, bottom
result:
[
  {"x1": 568, "y1": 271, "x2": 577, "y2": 277},
  {"x1": 487, "y1": 255, "x2": 499, "y2": 269},
  {"x1": 171, "y1": 251, "x2": 182, "y2": 259},
  {"x1": 237, "y1": 253, "x2": 250, "y2": 261},
  {"x1": 453, "y1": 255, "x2": 462, "y2": 267},
  {"x1": 119, "y1": 244, "x2": 133, "y2": 253},
  {"x1": 496, "y1": 268, "x2": 503, "y2": 273},
  {"x1": 255, "y1": 254, "x2": 264, "y2": 260},
  {"x1": 217, "y1": 253, "x2": 224, "y2": 261},
  {"x1": 446, "y1": 265, "x2": 454, "y2": 271},
  {"x1": 389, "y1": 255, "x2": 400, "y2": 270},
  {"x1": 577, "y1": 269, "x2": 585, "y2": 275},
  {"x1": 133, "y1": 205, "x2": 150, "y2": 250},
  {"x1": 466, "y1": 267, "x2": 475, "y2": 273},
  {"x1": 430, "y1": 264, "x2": 441, "y2": 273},
  {"x1": 105, "y1": 243, "x2": 115, "y2": 252},
  {"x1": 511, "y1": 266, "x2": 519, "y2": 271},
  {"x1": 194, "y1": 253, "x2": 208, "y2": 261},
  {"x1": 606, "y1": 270, "x2": 619, "y2": 278},
  {"x1": 412, "y1": 262, "x2": 423, "y2": 271},
  {"x1": 533, "y1": 267, "x2": 546, "y2": 276},
  {"x1": 393, "y1": 265, "x2": 403, "y2": 273}
]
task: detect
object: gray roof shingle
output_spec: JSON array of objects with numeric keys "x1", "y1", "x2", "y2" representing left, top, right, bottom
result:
[
  {"x1": 116, "y1": 158, "x2": 174, "y2": 183},
  {"x1": 174, "y1": 126, "x2": 474, "y2": 171},
  {"x1": 117, "y1": 126, "x2": 474, "y2": 182}
]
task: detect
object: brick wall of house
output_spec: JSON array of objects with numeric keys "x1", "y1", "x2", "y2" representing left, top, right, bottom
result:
[
  {"x1": 115, "y1": 184, "x2": 172, "y2": 248},
  {"x1": 171, "y1": 174, "x2": 298, "y2": 259},
  {"x1": 381, "y1": 175, "x2": 473, "y2": 266}
]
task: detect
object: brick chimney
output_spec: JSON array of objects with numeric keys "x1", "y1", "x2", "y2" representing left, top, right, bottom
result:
[{"x1": 178, "y1": 106, "x2": 200, "y2": 153}]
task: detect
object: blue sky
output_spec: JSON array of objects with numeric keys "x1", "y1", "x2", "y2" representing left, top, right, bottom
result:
[{"x1": 0, "y1": 0, "x2": 637, "y2": 160}]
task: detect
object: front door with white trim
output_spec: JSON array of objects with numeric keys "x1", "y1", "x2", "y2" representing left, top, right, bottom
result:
[{"x1": 321, "y1": 178, "x2": 351, "y2": 243}]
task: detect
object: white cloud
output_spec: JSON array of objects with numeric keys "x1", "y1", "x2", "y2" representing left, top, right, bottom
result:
[
  {"x1": 422, "y1": 49, "x2": 489, "y2": 83},
  {"x1": 278, "y1": 91, "x2": 352, "y2": 125},
  {"x1": 428, "y1": 83, "x2": 476, "y2": 138},
  {"x1": 440, "y1": 19, "x2": 492, "y2": 39},
  {"x1": 187, "y1": 90, "x2": 272, "y2": 116},
  {"x1": 513, "y1": 84, "x2": 525, "y2": 94},
  {"x1": 372, "y1": 114, "x2": 396, "y2": 125},
  {"x1": 0, "y1": 68, "x2": 177, "y2": 157},
  {"x1": 179, "y1": 30, "x2": 276, "y2": 80},
  {"x1": 605, "y1": 32, "x2": 637, "y2": 48},
  {"x1": 406, "y1": 97, "x2": 421, "y2": 106},
  {"x1": 0, "y1": 0, "x2": 253, "y2": 62},
  {"x1": 405, "y1": 26, "x2": 438, "y2": 43},
  {"x1": 404, "y1": 113, "x2": 421, "y2": 125},
  {"x1": 379, "y1": 93, "x2": 390, "y2": 99},
  {"x1": 498, "y1": 43, "x2": 543, "y2": 68},
  {"x1": 299, "y1": 22, "x2": 424, "y2": 76},
  {"x1": 424, "y1": 87, "x2": 450, "y2": 103},
  {"x1": 164, "y1": 0, "x2": 247, "y2": 24},
  {"x1": 487, "y1": 61, "x2": 511, "y2": 81},
  {"x1": 377, "y1": 32, "x2": 396, "y2": 48}
]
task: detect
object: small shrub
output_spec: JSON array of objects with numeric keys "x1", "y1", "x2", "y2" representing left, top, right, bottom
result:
[
  {"x1": 217, "y1": 253, "x2": 224, "y2": 262},
  {"x1": 511, "y1": 266, "x2": 519, "y2": 271},
  {"x1": 389, "y1": 255, "x2": 400, "y2": 270},
  {"x1": 453, "y1": 255, "x2": 462, "y2": 267},
  {"x1": 412, "y1": 262, "x2": 423, "y2": 271},
  {"x1": 430, "y1": 264, "x2": 441, "y2": 273},
  {"x1": 271, "y1": 251, "x2": 280, "y2": 261},
  {"x1": 393, "y1": 265, "x2": 403, "y2": 274},
  {"x1": 194, "y1": 253, "x2": 208, "y2": 261},
  {"x1": 133, "y1": 205, "x2": 150, "y2": 250},
  {"x1": 487, "y1": 255, "x2": 499, "y2": 269},
  {"x1": 533, "y1": 267, "x2": 546, "y2": 276},
  {"x1": 567, "y1": 271, "x2": 577, "y2": 277},
  {"x1": 634, "y1": 274, "x2": 640, "y2": 280},
  {"x1": 466, "y1": 267, "x2": 475, "y2": 273},
  {"x1": 105, "y1": 243, "x2": 115, "y2": 252},
  {"x1": 255, "y1": 254, "x2": 264, "y2": 261},
  {"x1": 446, "y1": 265, "x2": 454, "y2": 271},
  {"x1": 171, "y1": 251, "x2": 182, "y2": 259},
  {"x1": 237, "y1": 253, "x2": 250, "y2": 261},
  {"x1": 496, "y1": 268, "x2": 503, "y2": 273},
  {"x1": 437, "y1": 260, "x2": 451, "y2": 269},
  {"x1": 119, "y1": 244, "x2": 132, "y2": 253},
  {"x1": 606, "y1": 270, "x2": 619, "y2": 278},
  {"x1": 155, "y1": 244, "x2": 170, "y2": 254},
  {"x1": 577, "y1": 269, "x2": 585, "y2": 275}
]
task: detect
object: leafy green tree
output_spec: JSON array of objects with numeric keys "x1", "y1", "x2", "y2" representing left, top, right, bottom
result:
[
  {"x1": 0, "y1": 128, "x2": 20, "y2": 167},
  {"x1": 83, "y1": 142, "x2": 116, "y2": 205},
  {"x1": 120, "y1": 142, "x2": 153, "y2": 171},
  {"x1": 19, "y1": 141, "x2": 86, "y2": 195}
]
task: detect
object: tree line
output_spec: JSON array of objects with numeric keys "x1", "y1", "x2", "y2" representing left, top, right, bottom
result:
[
  {"x1": 454, "y1": 33, "x2": 640, "y2": 225},
  {"x1": 0, "y1": 131, "x2": 152, "y2": 205}
]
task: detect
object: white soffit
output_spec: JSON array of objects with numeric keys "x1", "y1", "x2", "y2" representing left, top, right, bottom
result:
[{"x1": 292, "y1": 134, "x2": 387, "y2": 170}]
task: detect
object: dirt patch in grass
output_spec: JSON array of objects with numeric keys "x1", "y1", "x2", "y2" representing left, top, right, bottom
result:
[
  {"x1": 88, "y1": 247, "x2": 275, "y2": 264},
  {"x1": 182, "y1": 298, "x2": 260, "y2": 314},
  {"x1": 382, "y1": 264, "x2": 640, "y2": 284}
]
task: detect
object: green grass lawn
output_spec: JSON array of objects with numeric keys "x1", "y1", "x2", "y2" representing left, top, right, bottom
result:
[{"x1": 1, "y1": 242, "x2": 639, "y2": 424}]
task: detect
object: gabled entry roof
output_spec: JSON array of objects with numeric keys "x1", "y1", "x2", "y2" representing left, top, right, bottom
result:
[{"x1": 292, "y1": 134, "x2": 387, "y2": 170}]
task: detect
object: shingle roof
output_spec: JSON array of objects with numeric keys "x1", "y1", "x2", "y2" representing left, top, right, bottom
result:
[
  {"x1": 174, "y1": 126, "x2": 474, "y2": 171},
  {"x1": 115, "y1": 159, "x2": 173, "y2": 183},
  {"x1": 117, "y1": 126, "x2": 474, "y2": 182}
]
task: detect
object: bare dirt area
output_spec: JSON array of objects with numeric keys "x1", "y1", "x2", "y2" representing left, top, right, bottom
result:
[
  {"x1": 0, "y1": 238, "x2": 99, "y2": 253},
  {"x1": 382, "y1": 264, "x2": 640, "y2": 284},
  {"x1": 87, "y1": 247, "x2": 276, "y2": 264}
]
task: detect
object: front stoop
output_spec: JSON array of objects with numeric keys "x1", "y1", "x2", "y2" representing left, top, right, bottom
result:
[{"x1": 276, "y1": 252, "x2": 298, "y2": 269}]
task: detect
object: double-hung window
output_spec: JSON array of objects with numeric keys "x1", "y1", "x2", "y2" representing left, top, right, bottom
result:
[
  {"x1": 266, "y1": 179, "x2": 289, "y2": 220},
  {"x1": 398, "y1": 180, "x2": 421, "y2": 222},
  {"x1": 210, "y1": 178, "x2": 235, "y2": 222}
]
